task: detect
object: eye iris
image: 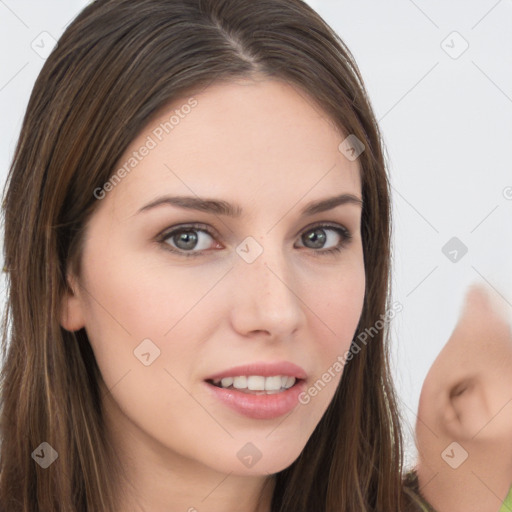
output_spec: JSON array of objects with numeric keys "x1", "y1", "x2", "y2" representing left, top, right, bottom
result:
[
  {"x1": 304, "y1": 228, "x2": 326, "y2": 249},
  {"x1": 174, "y1": 230, "x2": 198, "y2": 250}
]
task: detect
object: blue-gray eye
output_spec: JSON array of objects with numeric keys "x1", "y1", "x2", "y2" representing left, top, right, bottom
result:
[{"x1": 159, "y1": 222, "x2": 351, "y2": 258}]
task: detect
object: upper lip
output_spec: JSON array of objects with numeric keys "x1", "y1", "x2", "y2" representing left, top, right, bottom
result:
[{"x1": 204, "y1": 361, "x2": 307, "y2": 381}]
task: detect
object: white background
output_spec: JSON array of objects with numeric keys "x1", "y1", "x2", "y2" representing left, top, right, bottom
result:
[{"x1": 1, "y1": 0, "x2": 511, "y2": 469}]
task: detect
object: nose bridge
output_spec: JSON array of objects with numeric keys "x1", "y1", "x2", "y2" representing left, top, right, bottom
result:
[{"x1": 230, "y1": 234, "x2": 304, "y2": 336}]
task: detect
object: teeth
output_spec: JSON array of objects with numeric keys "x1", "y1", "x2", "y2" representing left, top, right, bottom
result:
[
  {"x1": 211, "y1": 375, "x2": 297, "y2": 391},
  {"x1": 233, "y1": 376, "x2": 247, "y2": 389},
  {"x1": 264, "y1": 376, "x2": 282, "y2": 391},
  {"x1": 221, "y1": 377, "x2": 234, "y2": 388}
]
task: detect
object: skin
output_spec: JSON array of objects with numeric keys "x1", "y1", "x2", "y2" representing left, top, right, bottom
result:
[
  {"x1": 415, "y1": 283, "x2": 512, "y2": 512},
  {"x1": 60, "y1": 77, "x2": 366, "y2": 512}
]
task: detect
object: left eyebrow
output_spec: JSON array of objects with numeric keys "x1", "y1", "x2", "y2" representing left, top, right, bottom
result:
[
  {"x1": 300, "y1": 193, "x2": 363, "y2": 215},
  {"x1": 136, "y1": 193, "x2": 363, "y2": 217}
]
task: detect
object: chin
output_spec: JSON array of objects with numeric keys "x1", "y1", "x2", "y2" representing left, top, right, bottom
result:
[{"x1": 209, "y1": 447, "x2": 302, "y2": 477}]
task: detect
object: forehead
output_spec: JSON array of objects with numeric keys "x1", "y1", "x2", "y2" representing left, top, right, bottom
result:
[{"x1": 105, "y1": 78, "x2": 362, "y2": 217}]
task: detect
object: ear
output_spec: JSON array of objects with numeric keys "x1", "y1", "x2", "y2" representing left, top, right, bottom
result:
[
  {"x1": 60, "y1": 272, "x2": 86, "y2": 332},
  {"x1": 414, "y1": 284, "x2": 512, "y2": 511},
  {"x1": 417, "y1": 284, "x2": 512, "y2": 443}
]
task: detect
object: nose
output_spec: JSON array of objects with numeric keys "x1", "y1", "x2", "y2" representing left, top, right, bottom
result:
[{"x1": 229, "y1": 241, "x2": 306, "y2": 340}]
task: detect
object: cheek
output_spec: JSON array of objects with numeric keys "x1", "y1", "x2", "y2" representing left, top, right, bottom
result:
[
  {"x1": 79, "y1": 251, "x2": 248, "y2": 421},
  {"x1": 77, "y1": 253, "x2": 224, "y2": 429},
  {"x1": 312, "y1": 257, "x2": 366, "y2": 346},
  {"x1": 301, "y1": 256, "x2": 365, "y2": 393},
  {"x1": 81, "y1": 248, "x2": 223, "y2": 337},
  {"x1": 293, "y1": 262, "x2": 365, "y2": 432}
]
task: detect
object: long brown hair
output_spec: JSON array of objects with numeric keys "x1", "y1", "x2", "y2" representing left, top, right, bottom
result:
[{"x1": 0, "y1": 0, "x2": 419, "y2": 510}]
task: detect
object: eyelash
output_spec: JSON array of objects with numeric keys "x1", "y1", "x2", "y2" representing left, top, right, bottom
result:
[{"x1": 157, "y1": 222, "x2": 353, "y2": 258}]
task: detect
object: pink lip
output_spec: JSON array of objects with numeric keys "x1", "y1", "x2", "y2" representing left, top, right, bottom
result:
[
  {"x1": 204, "y1": 378, "x2": 307, "y2": 420},
  {"x1": 204, "y1": 361, "x2": 308, "y2": 381}
]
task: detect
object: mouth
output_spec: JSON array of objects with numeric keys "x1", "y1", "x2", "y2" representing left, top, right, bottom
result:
[
  {"x1": 205, "y1": 375, "x2": 305, "y2": 395},
  {"x1": 203, "y1": 375, "x2": 308, "y2": 419}
]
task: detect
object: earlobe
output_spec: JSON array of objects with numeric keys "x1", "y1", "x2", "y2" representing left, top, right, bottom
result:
[{"x1": 59, "y1": 273, "x2": 85, "y2": 332}]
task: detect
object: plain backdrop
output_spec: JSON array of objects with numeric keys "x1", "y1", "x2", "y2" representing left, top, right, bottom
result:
[{"x1": 1, "y1": 0, "x2": 511, "y2": 469}]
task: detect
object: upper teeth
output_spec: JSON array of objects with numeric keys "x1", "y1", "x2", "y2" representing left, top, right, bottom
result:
[{"x1": 212, "y1": 375, "x2": 296, "y2": 391}]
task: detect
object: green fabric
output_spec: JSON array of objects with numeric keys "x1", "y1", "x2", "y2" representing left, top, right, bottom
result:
[
  {"x1": 404, "y1": 469, "x2": 512, "y2": 512},
  {"x1": 499, "y1": 484, "x2": 512, "y2": 512}
]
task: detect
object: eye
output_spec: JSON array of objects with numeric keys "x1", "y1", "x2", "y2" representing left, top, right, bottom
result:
[
  {"x1": 295, "y1": 223, "x2": 352, "y2": 255},
  {"x1": 157, "y1": 222, "x2": 352, "y2": 258},
  {"x1": 159, "y1": 223, "x2": 218, "y2": 257}
]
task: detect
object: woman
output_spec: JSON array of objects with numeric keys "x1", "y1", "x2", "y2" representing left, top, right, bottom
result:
[{"x1": 0, "y1": 0, "x2": 424, "y2": 510}]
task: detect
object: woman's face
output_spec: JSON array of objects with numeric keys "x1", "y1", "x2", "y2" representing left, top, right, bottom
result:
[{"x1": 61, "y1": 78, "x2": 365, "y2": 478}]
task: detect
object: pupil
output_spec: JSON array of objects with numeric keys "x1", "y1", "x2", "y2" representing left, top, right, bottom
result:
[
  {"x1": 305, "y1": 228, "x2": 326, "y2": 249},
  {"x1": 175, "y1": 230, "x2": 198, "y2": 250}
]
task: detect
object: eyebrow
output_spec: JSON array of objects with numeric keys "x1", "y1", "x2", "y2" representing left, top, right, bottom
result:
[{"x1": 137, "y1": 193, "x2": 363, "y2": 217}]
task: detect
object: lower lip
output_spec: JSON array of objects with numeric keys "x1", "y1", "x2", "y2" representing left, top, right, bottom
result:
[{"x1": 204, "y1": 379, "x2": 307, "y2": 420}]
